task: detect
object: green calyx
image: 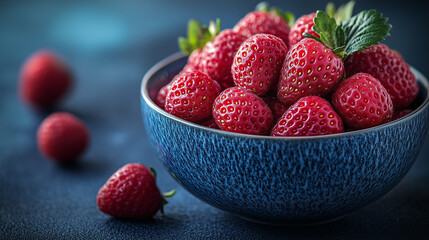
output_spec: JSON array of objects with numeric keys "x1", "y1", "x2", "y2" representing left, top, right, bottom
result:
[
  {"x1": 326, "y1": 1, "x2": 356, "y2": 23},
  {"x1": 303, "y1": 3, "x2": 391, "y2": 60},
  {"x1": 256, "y1": 1, "x2": 295, "y2": 27},
  {"x1": 178, "y1": 19, "x2": 221, "y2": 56},
  {"x1": 149, "y1": 167, "x2": 176, "y2": 215},
  {"x1": 160, "y1": 189, "x2": 176, "y2": 215}
]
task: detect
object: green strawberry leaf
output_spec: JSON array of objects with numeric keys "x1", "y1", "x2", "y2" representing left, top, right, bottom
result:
[
  {"x1": 256, "y1": 1, "x2": 269, "y2": 12},
  {"x1": 178, "y1": 19, "x2": 220, "y2": 56},
  {"x1": 283, "y1": 11, "x2": 295, "y2": 27},
  {"x1": 303, "y1": 32, "x2": 322, "y2": 43},
  {"x1": 325, "y1": 1, "x2": 355, "y2": 23},
  {"x1": 341, "y1": 9, "x2": 391, "y2": 56},
  {"x1": 304, "y1": 7, "x2": 390, "y2": 60},
  {"x1": 334, "y1": 1, "x2": 355, "y2": 23},
  {"x1": 255, "y1": 2, "x2": 295, "y2": 26},
  {"x1": 325, "y1": 2, "x2": 336, "y2": 18},
  {"x1": 311, "y1": 11, "x2": 345, "y2": 50},
  {"x1": 209, "y1": 19, "x2": 221, "y2": 37}
]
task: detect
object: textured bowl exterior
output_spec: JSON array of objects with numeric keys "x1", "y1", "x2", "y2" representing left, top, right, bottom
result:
[{"x1": 141, "y1": 53, "x2": 429, "y2": 225}]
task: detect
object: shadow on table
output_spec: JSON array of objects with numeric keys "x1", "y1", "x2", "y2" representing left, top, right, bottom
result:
[{"x1": 100, "y1": 186, "x2": 429, "y2": 240}]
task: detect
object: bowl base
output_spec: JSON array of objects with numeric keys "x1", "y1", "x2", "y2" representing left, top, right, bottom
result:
[{"x1": 233, "y1": 213, "x2": 348, "y2": 227}]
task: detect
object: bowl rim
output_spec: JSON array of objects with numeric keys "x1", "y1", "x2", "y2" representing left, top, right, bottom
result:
[{"x1": 141, "y1": 52, "x2": 429, "y2": 141}]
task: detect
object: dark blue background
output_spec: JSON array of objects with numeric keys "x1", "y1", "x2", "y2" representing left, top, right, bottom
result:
[{"x1": 1, "y1": 0, "x2": 428, "y2": 239}]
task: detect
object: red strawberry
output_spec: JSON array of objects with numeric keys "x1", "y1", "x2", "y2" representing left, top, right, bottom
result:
[
  {"x1": 19, "y1": 51, "x2": 72, "y2": 109},
  {"x1": 165, "y1": 70, "x2": 220, "y2": 122},
  {"x1": 263, "y1": 97, "x2": 289, "y2": 122},
  {"x1": 271, "y1": 96, "x2": 343, "y2": 136},
  {"x1": 345, "y1": 44, "x2": 418, "y2": 109},
  {"x1": 392, "y1": 109, "x2": 413, "y2": 121},
  {"x1": 197, "y1": 118, "x2": 220, "y2": 129},
  {"x1": 232, "y1": 34, "x2": 288, "y2": 96},
  {"x1": 155, "y1": 82, "x2": 172, "y2": 110},
  {"x1": 332, "y1": 73, "x2": 393, "y2": 130},
  {"x1": 96, "y1": 163, "x2": 175, "y2": 219},
  {"x1": 199, "y1": 29, "x2": 247, "y2": 89},
  {"x1": 288, "y1": 13, "x2": 318, "y2": 47},
  {"x1": 277, "y1": 38, "x2": 344, "y2": 105},
  {"x1": 212, "y1": 86, "x2": 273, "y2": 135},
  {"x1": 37, "y1": 112, "x2": 89, "y2": 163},
  {"x1": 183, "y1": 49, "x2": 203, "y2": 72},
  {"x1": 234, "y1": 10, "x2": 290, "y2": 47}
]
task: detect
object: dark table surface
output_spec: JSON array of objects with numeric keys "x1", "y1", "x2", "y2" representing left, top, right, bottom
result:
[{"x1": 1, "y1": 0, "x2": 429, "y2": 239}]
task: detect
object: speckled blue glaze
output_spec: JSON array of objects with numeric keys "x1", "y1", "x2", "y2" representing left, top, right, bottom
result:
[{"x1": 140, "y1": 53, "x2": 429, "y2": 225}]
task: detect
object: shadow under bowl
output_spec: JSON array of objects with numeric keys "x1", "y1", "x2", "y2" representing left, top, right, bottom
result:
[{"x1": 140, "y1": 52, "x2": 429, "y2": 225}]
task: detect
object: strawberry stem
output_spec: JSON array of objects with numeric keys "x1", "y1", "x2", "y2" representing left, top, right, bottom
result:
[
  {"x1": 149, "y1": 167, "x2": 177, "y2": 215},
  {"x1": 255, "y1": 2, "x2": 295, "y2": 27},
  {"x1": 178, "y1": 19, "x2": 221, "y2": 56},
  {"x1": 163, "y1": 189, "x2": 176, "y2": 198},
  {"x1": 160, "y1": 189, "x2": 176, "y2": 215}
]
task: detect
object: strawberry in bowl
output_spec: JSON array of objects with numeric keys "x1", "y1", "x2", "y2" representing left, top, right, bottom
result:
[{"x1": 140, "y1": 2, "x2": 429, "y2": 225}]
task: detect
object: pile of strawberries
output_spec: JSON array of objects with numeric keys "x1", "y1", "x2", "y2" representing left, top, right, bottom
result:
[{"x1": 156, "y1": 2, "x2": 419, "y2": 136}]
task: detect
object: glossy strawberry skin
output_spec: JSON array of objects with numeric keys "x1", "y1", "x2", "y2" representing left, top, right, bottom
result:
[
  {"x1": 184, "y1": 49, "x2": 203, "y2": 71},
  {"x1": 271, "y1": 96, "x2": 344, "y2": 136},
  {"x1": 37, "y1": 112, "x2": 89, "y2": 163},
  {"x1": 345, "y1": 44, "x2": 418, "y2": 109},
  {"x1": 277, "y1": 38, "x2": 344, "y2": 105},
  {"x1": 165, "y1": 70, "x2": 220, "y2": 123},
  {"x1": 263, "y1": 97, "x2": 289, "y2": 123},
  {"x1": 155, "y1": 82, "x2": 172, "y2": 110},
  {"x1": 199, "y1": 30, "x2": 247, "y2": 89},
  {"x1": 19, "y1": 51, "x2": 72, "y2": 109},
  {"x1": 212, "y1": 86, "x2": 273, "y2": 135},
  {"x1": 96, "y1": 163, "x2": 161, "y2": 219},
  {"x1": 288, "y1": 13, "x2": 319, "y2": 47},
  {"x1": 233, "y1": 11, "x2": 291, "y2": 47},
  {"x1": 332, "y1": 73, "x2": 393, "y2": 130},
  {"x1": 232, "y1": 34, "x2": 287, "y2": 96}
]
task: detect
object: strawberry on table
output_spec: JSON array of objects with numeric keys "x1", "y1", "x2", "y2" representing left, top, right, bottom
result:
[
  {"x1": 212, "y1": 86, "x2": 273, "y2": 135},
  {"x1": 271, "y1": 96, "x2": 343, "y2": 136},
  {"x1": 165, "y1": 70, "x2": 220, "y2": 123},
  {"x1": 332, "y1": 73, "x2": 393, "y2": 130},
  {"x1": 278, "y1": 9, "x2": 391, "y2": 106},
  {"x1": 37, "y1": 112, "x2": 89, "y2": 164},
  {"x1": 19, "y1": 51, "x2": 72, "y2": 109},
  {"x1": 232, "y1": 34, "x2": 288, "y2": 96},
  {"x1": 97, "y1": 163, "x2": 175, "y2": 219},
  {"x1": 345, "y1": 44, "x2": 418, "y2": 109},
  {"x1": 233, "y1": 2, "x2": 293, "y2": 47}
]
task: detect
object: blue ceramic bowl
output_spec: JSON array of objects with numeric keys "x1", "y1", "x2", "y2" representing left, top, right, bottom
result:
[{"x1": 140, "y1": 52, "x2": 429, "y2": 225}]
